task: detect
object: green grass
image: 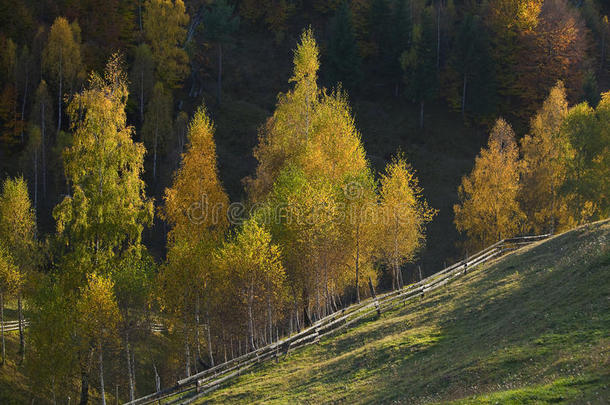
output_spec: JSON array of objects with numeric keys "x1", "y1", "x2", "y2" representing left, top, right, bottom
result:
[
  {"x1": 193, "y1": 220, "x2": 610, "y2": 404},
  {"x1": 0, "y1": 331, "x2": 29, "y2": 404}
]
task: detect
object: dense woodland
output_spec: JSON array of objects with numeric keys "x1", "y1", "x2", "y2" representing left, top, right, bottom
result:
[{"x1": 0, "y1": 0, "x2": 609, "y2": 404}]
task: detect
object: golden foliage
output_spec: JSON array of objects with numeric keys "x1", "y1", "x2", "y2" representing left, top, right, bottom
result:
[
  {"x1": 454, "y1": 118, "x2": 524, "y2": 250},
  {"x1": 54, "y1": 54, "x2": 153, "y2": 283},
  {"x1": 42, "y1": 17, "x2": 84, "y2": 92},
  {"x1": 378, "y1": 154, "x2": 436, "y2": 289},
  {"x1": 248, "y1": 29, "x2": 367, "y2": 200},
  {"x1": 143, "y1": 0, "x2": 190, "y2": 88},
  {"x1": 520, "y1": 81, "x2": 575, "y2": 233},
  {"x1": 77, "y1": 272, "x2": 121, "y2": 345},
  {"x1": 0, "y1": 176, "x2": 37, "y2": 272},
  {"x1": 162, "y1": 105, "x2": 229, "y2": 244}
]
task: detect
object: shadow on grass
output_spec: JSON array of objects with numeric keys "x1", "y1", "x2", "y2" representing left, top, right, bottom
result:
[
  {"x1": 369, "y1": 220, "x2": 610, "y2": 403},
  {"x1": 199, "y1": 221, "x2": 609, "y2": 404}
]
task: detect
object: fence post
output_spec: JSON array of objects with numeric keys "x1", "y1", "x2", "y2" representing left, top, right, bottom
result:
[{"x1": 368, "y1": 277, "x2": 380, "y2": 317}]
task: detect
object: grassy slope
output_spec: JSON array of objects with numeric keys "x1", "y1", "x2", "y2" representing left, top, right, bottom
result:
[
  {"x1": 196, "y1": 220, "x2": 610, "y2": 404},
  {"x1": 0, "y1": 302, "x2": 29, "y2": 404}
]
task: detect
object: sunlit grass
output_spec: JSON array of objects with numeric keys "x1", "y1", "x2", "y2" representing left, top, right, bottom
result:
[{"x1": 193, "y1": 220, "x2": 609, "y2": 404}]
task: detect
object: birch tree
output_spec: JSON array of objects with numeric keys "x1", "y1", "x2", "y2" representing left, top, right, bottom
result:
[
  {"x1": 0, "y1": 245, "x2": 21, "y2": 366},
  {"x1": 0, "y1": 176, "x2": 38, "y2": 362},
  {"x1": 142, "y1": 81, "x2": 172, "y2": 183},
  {"x1": 454, "y1": 118, "x2": 525, "y2": 250},
  {"x1": 201, "y1": 0, "x2": 240, "y2": 105},
  {"x1": 520, "y1": 81, "x2": 573, "y2": 233},
  {"x1": 216, "y1": 219, "x2": 285, "y2": 351},
  {"x1": 77, "y1": 273, "x2": 120, "y2": 405},
  {"x1": 143, "y1": 0, "x2": 190, "y2": 88},
  {"x1": 378, "y1": 154, "x2": 435, "y2": 290},
  {"x1": 130, "y1": 44, "x2": 155, "y2": 125},
  {"x1": 42, "y1": 17, "x2": 83, "y2": 135},
  {"x1": 53, "y1": 54, "x2": 153, "y2": 404},
  {"x1": 30, "y1": 80, "x2": 54, "y2": 201},
  {"x1": 159, "y1": 105, "x2": 229, "y2": 375}
]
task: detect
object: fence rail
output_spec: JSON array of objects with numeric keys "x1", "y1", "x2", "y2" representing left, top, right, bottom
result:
[
  {"x1": 0, "y1": 319, "x2": 30, "y2": 332},
  {"x1": 125, "y1": 233, "x2": 551, "y2": 405}
]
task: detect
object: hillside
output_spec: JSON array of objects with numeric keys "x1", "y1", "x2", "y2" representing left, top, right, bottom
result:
[{"x1": 192, "y1": 220, "x2": 610, "y2": 404}]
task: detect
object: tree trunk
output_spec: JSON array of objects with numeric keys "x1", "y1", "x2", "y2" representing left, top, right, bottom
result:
[
  {"x1": 437, "y1": 3, "x2": 441, "y2": 71},
  {"x1": 140, "y1": 71, "x2": 144, "y2": 125},
  {"x1": 33, "y1": 148, "x2": 38, "y2": 209},
  {"x1": 195, "y1": 297, "x2": 201, "y2": 360},
  {"x1": 267, "y1": 296, "x2": 273, "y2": 344},
  {"x1": 99, "y1": 342, "x2": 106, "y2": 405},
  {"x1": 217, "y1": 43, "x2": 223, "y2": 105},
  {"x1": 230, "y1": 335, "x2": 234, "y2": 360},
  {"x1": 57, "y1": 48, "x2": 62, "y2": 135},
  {"x1": 398, "y1": 265, "x2": 404, "y2": 289},
  {"x1": 355, "y1": 226, "x2": 360, "y2": 303},
  {"x1": 550, "y1": 183, "x2": 556, "y2": 235},
  {"x1": 125, "y1": 331, "x2": 135, "y2": 402},
  {"x1": 139, "y1": 1, "x2": 143, "y2": 33},
  {"x1": 21, "y1": 67, "x2": 28, "y2": 143},
  {"x1": 461, "y1": 73, "x2": 467, "y2": 118},
  {"x1": 51, "y1": 376, "x2": 56, "y2": 405},
  {"x1": 222, "y1": 329, "x2": 227, "y2": 363},
  {"x1": 79, "y1": 365, "x2": 89, "y2": 405},
  {"x1": 247, "y1": 288, "x2": 255, "y2": 351},
  {"x1": 131, "y1": 347, "x2": 136, "y2": 391},
  {"x1": 324, "y1": 261, "x2": 329, "y2": 317},
  {"x1": 315, "y1": 269, "x2": 320, "y2": 321},
  {"x1": 18, "y1": 296, "x2": 24, "y2": 362},
  {"x1": 152, "y1": 360, "x2": 161, "y2": 392},
  {"x1": 183, "y1": 304, "x2": 191, "y2": 377},
  {"x1": 601, "y1": 28, "x2": 606, "y2": 73},
  {"x1": 420, "y1": 100, "x2": 425, "y2": 129},
  {"x1": 206, "y1": 316, "x2": 214, "y2": 367},
  {"x1": 1, "y1": 292, "x2": 4, "y2": 365},
  {"x1": 41, "y1": 101, "x2": 47, "y2": 199},
  {"x1": 153, "y1": 122, "x2": 158, "y2": 182}
]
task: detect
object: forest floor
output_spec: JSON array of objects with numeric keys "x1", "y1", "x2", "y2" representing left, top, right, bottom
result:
[{"x1": 190, "y1": 219, "x2": 610, "y2": 404}]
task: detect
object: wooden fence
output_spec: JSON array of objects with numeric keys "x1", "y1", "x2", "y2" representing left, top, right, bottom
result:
[
  {"x1": 125, "y1": 233, "x2": 550, "y2": 405},
  {"x1": 0, "y1": 319, "x2": 30, "y2": 332}
]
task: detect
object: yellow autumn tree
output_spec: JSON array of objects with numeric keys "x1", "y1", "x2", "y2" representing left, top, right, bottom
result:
[
  {"x1": 0, "y1": 176, "x2": 38, "y2": 362},
  {"x1": 247, "y1": 28, "x2": 368, "y2": 200},
  {"x1": 162, "y1": 106, "x2": 229, "y2": 242},
  {"x1": 559, "y1": 94, "x2": 610, "y2": 224},
  {"x1": 0, "y1": 244, "x2": 21, "y2": 366},
  {"x1": 340, "y1": 170, "x2": 378, "y2": 303},
  {"x1": 52, "y1": 54, "x2": 153, "y2": 405},
  {"x1": 42, "y1": 17, "x2": 84, "y2": 134},
  {"x1": 378, "y1": 154, "x2": 436, "y2": 290},
  {"x1": 247, "y1": 29, "x2": 373, "y2": 323},
  {"x1": 143, "y1": 0, "x2": 190, "y2": 88},
  {"x1": 76, "y1": 273, "x2": 120, "y2": 405},
  {"x1": 142, "y1": 81, "x2": 173, "y2": 182},
  {"x1": 454, "y1": 118, "x2": 525, "y2": 251},
  {"x1": 159, "y1": 105, "x2": 229, "y2": 374},
  {"x1": 520, "y1": 81, "x2": 575, "y2": 234},
  {"x1": 216, "y1": 218, "x2": 285, "y2": 351}
]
